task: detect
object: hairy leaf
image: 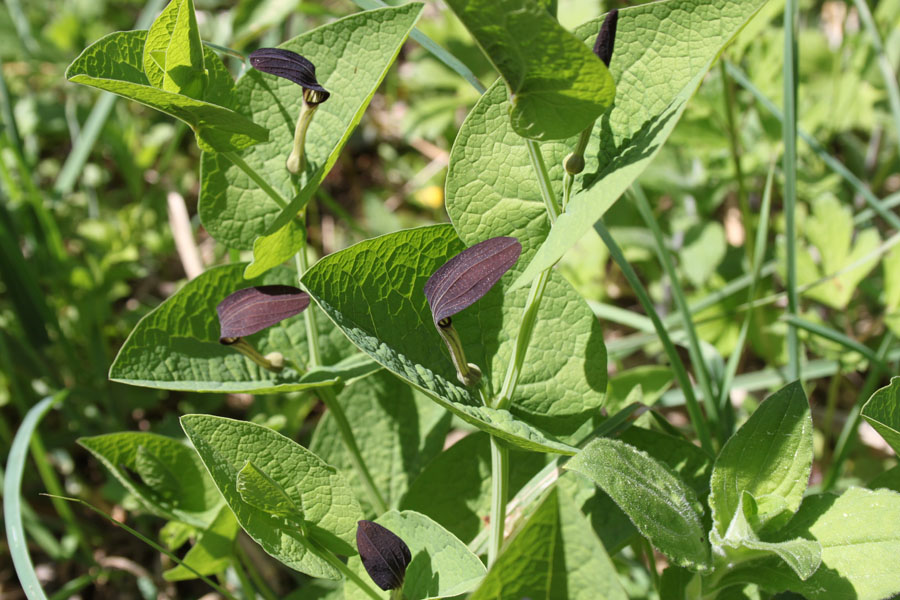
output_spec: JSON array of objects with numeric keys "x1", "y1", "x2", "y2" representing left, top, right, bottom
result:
[{"x1": 181, "y1": 415, "x2": 361, "y2": 578}]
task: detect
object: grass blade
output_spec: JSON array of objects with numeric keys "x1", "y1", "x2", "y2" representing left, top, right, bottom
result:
[
  {"x1": 783, "y1": 0, "x2": 801, "y2": 381},
  {"x1": 4, "y1": 395, "x2": 61, "y2": 600},
  {"x1": 725, "y1": 61, "x2": 900, "y2": 231},
  {"x1": 630, "y1": 183, "x2": 719, "y2": 434},
  {"x1": 781, "y1": 315, "x2": 885, "y2": 367},
  {"x1": 853, "y1": 0, "x2": 900, "y2": 143},
  {"x1": 594, "y1": 220, "x2": 714, "y2": 455}
]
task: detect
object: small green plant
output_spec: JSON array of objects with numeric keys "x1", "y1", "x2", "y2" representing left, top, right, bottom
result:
[{"x1": 8, "y1": 0, "x2": 897, "y2": 599}]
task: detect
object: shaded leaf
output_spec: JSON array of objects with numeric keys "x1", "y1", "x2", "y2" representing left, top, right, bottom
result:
[
  {"x1": 861, "y1": 376, "x2": 900, "y2": 455},
  {"x1": 163, "y1": 505, "x2": 239, "y2": 581}
]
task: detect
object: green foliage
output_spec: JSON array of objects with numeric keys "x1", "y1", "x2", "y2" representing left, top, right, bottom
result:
[
  {"x1": 345, "y1": 510, "x2": 486, "y2": 600},
  {"x1": 162, "y1": 505, "x2": 239, "y2": 581},
  {"x1": 709, "y1": 382, "x2": 813, "y2": 537},
  {"x1": 198, "y1": 3, "x2": 424, "y2": 252},
  {"x1": 143, "y1": 0, "x2": 206, "y2": 99},
  {"x1": 66, "y1": 30, "x2": 267, "y2": 152},
  {"x1": 513, "y1": 0, "x2": 769, "y2": 287},
  {"x1": 468, "y1": 488, "x2": 627, "y2": 600},
  {"x1": 181, "y1": 414, "x2": 362, "y2": 579},
  {"x1": 78, "y1": 431, "x2": 222, "y2": 527},
  {"x1": 566, "y1": 437, "x2": 710, "y2": 571},
  {"x1": 444, "y1": 0, "x2": 614, "y2": 141},
  {"x1": 302, "y1": 224, "x2": 603, "y2": 450},
  {"x1": 110, "y1": 264, "x2": 354, "y2": 393}
]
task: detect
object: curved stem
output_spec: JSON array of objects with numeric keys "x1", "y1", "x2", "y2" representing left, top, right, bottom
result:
[
  {"x1": 487, "y1": 438, "x2": 509, "y2": 568},
  {"x1": 295, "y1": 220, "x2": 387, "y2": 514},
  {"x1": 287, "y1": 103, "x2": 317, "y2": 174},
  {"x1": 525, "y1": 140, "x2": 560, "y2": 223}
]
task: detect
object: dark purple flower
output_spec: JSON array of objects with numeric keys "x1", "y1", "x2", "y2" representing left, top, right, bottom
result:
[
  {"x1": 249, "y1": 48, "x2": 330, "y2": 105},
  {"x1": 217, "y1": 285, "x2": 310, "y2": 343},
  {"x1": 356, "y1": 520, "x2": 411, "y2": 591},
  {"x1": 424, "y1": 237, "x2": 522, "y2": 327},
  {"x1": 593, "y1": 9, "x2": 619, "y2": 67}
]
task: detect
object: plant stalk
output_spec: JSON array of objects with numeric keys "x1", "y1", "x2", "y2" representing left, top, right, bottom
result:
[
  {"x1": 287, "y1": 103, "x2": 318, "y2": 174},
  {"x1": 307, "y1": 537, "x2": 383, "y2": 600},
  {"x1": 295, "y1": 221, "x2": 387, "y2": 515},
  {"x1": 783, "y1": 0, "x2": 802, "y2": 382},
  {"x1": 487, "y1": 437, "x2": 509, "y2": 568}
]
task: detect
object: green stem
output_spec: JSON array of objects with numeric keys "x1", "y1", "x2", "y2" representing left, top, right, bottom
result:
[
  {"x1": 783, "y1": 0, "x2": 802, "y2": 382},
  {"x1": 495, "y1": 268, "x2": 550, "y2": 410},
  {"x1": 631, "y1": 185, "x2": 720, "y2": 433},
  {"x1": 295, "y1": 226, "x2": 387, "y2": 514},
  {"x1": 223, "y1": 151, "x2": 289, "y2": 210},
  {"x1": 487, "y1": 438, "x2": 509, "y2": 568},
  {"x1": 318, "y1": 386, "x2": 389, "y2": 514},
  {"x1": 287, "y1": 103, "x2": 317, "y2": 174},
  {"x1": 525, "y1": 140, "x2": 560, "y2": 222},
  {"x1": 307, "y1": 537, "x2": 383, "y2": 600},
  {"x1": 594, "y1": 220, "x2": 715, "y2": 455}
]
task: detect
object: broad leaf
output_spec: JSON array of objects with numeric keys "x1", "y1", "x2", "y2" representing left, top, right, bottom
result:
[
  {"x1": 711, "y1": 488, "x2": 900, "y2": 600},
  {"x1": 499, "y1": 0, "x2": 769, "y2": 287},
  {"x1": 310, "y1": 370, "x2": 451, "y2": 514},
  {"x1": 66, "y1": 31, "x2": 267, "y2": 152},
  {"x1": 468, "y1": 488, "x2": 628, "y2": 600},
  {"x1": 565, "y1": 437, "x2": 710, "y2": 570},
  {"x1": 301, "y1": 224, "x2": 605, "y2": 452},
  {"x1": 345, "y1": 510, "x2": 486, "y2": 600},
  {"x1": 198, "y1": 3, "x2": 423, "y2": 251},
  {"x1": 110, "y1": 264, "x2": 355, "y2": 394},
  {"x1": 143, "y1": 0, "x2": 207, "y2": 99},
  {"x1": 180, "y1": 414, "x2": 362, "y2": 579},
  {"x1": 710, "y1": 491, "x2": 821, "y2": 581},
  {"x1": 861, "y1": 377, "x2": 900, "y2": 455},
  {"x1": 163, "y1": 505, "x2": 239, "y2": 581},
  {"x1": 708, "y1": 382, "x2": 812, "y2": 537},
  {"x1": 236, "y1": 460, "x2": 304, "y2": 521},
  {"x1": 78, "y1": 432, "x2": 222, "y2": 527},
  {"x1": 444, "y1": 0, "x2": 614, "y2": 141},
  {"x1": 400, "y1": 433, "x2": 545, "y2": 543}
]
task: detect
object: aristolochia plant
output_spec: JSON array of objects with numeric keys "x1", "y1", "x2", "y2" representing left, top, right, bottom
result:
[{"x1": 65, "y1": 0, "x2": 900, "y2": 599}]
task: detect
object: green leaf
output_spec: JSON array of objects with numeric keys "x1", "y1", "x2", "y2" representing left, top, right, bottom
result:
[
  {"x1": 786, "y1": 196, "x2": 881, "y2": 309},
  {"x1": 244, "y1": 219, "x2": 305, "y2": 279},
  {"x1": 710, "y1": 491, "x2": 821, "y2": 581},
  {"x1": 681, "y1": 222, "x2": 726, "y2": 288},
  {"x1": 565, "y1": 437, "x2": 710, "y2": 571},
  {"x1": 236, "y1": 460, "x2": 304, "y2": 522},
  {"x1": 444, "y1": 0, "x2": 614, "y2": 141},
  {"x1": 883, "y1": 245, "x2": 900, "y2": 337},
  {"x1": 163, "y1": 505, "x2": 239, "y2": 581},
  {"x1": 607, "y1": 366, "x2": 674, "y2": 413},
  {"x1": 66, "y1": 31, "x2": 267, "y2": 152},
  {"x1": 861, "y1": 377, "x2": 900, "y2": 455},
  {"x1": 618, "y1": 426, "x2": 711, "y2": 501},
  {"x1": 400, "y1": 432, "x2": 545, "y2": 543},
  {"x1": 301, "y1": 224, "x2": 604, "y2": 452},
  {"x1": 135, "y1": 444, "x2": 182, "y2": 500},
  {"x1": 198, "y1": 3, "x2": 423, "y2": 251},
  {"x1": 110, "y1": 264, "x2": 355, "y2": 394},
  {"x1": 310, "y1": 371, "x2": 450, "y2": 515},
  {"x1": 345, "y1": 510, "x2": 487, "y2": 600},
  {"x1": 180, "y1": 414, "x2": 362, "y2": 578},
  {"x1": 143, "y1": 0, "x2": 207, "y2": 99},
  {"x1": 505, "y1": 0, "x2": 769, "y2": 287},
  {"x1": 712, "y1": 487, "x2": 900, "y2": 600},
  {"x1": 468, "y1": 488, "x2": 628, "y2": 600},
  {"x1": 78, "y1": 432, "x2": 222, "y2": 527},
  {"x1": 708, "y1": 381, "x2": 812, "y2": 538}
]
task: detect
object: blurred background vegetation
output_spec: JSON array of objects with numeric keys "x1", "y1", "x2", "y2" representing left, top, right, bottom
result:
[{"x1": 1, "y1": 0, "x2": 899, "y2": 597}]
